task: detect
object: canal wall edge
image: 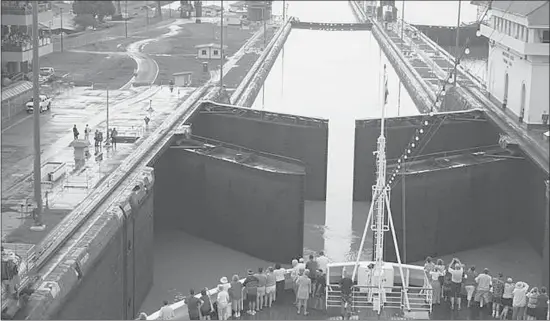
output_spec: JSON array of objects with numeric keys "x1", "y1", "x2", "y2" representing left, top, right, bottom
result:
[{"x1": 232, "y1": 20, "x2": 292, "y2": 107}]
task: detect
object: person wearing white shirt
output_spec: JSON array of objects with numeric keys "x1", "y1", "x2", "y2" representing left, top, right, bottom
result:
[
  {"x1": 429, "y1": 267, "x2": 444, "y2": 305},
  {"x1": 158, "y1": 300, "x2": 175, "y2": 320},
  {"x1": 316, "y1": 252, "x2": 330, "y2": 276},
  {"x1": 217, "y1": 284, "x2": 231, "y2": 320},
  {"x1": 448, "y1": 258, "x2": 464, "y2": 310},
  {"x1": 273, "y1": 263, "x2": 286, "y2": 303},
  {"x1": 474, "y1": 268, "x2": 493, "y2": 308},
  {"x1": 512, "y1": 281, "x2": 529, "y2": 320}
]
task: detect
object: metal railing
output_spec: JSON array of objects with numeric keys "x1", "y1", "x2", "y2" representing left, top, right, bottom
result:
[{"x1": 326, "y1": 283, "x2": 433, "y2": 315}]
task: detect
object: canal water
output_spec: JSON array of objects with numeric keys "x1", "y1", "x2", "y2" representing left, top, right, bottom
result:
[{"x1": 141, "y1": 1, "x2": 419, "y2": 314}]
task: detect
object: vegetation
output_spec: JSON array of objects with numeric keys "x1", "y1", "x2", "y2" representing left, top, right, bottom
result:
[{"x1": 72, "y1": 0, "x2": 116, "y2": 29}]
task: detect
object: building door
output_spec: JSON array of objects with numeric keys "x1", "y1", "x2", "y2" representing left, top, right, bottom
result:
[
  {"x1": 519, "y1": 83, "x2": 526, "y2": 123},
  {"x1": 503, "y1": 73, "x2": 509, "y2": 109}
]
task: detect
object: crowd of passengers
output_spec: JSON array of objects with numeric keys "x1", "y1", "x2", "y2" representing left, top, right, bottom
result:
[
  {"x1": 424, "y1": 256, "x2": 549, "y2": 320},
  {"x1": 146, "y1": 252, "x2": 550, "y2": 320}
]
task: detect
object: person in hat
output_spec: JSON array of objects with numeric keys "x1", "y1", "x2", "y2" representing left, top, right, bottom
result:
[
  {"x1": 229, "y1": 275, "x2": 243, "y2": 318},
  {"x1": 217, "y1": 284, "x2": 231, "y2": 320},
  {"x1": 474, "y1": 268, "x2": 492, "y2": 308},
  {"x1": 243, "y1": 270, "x2": 259, "y2": 315},
  {"x1": 501, "y1": 277, "x2": 515, "y2": 319},
  {"x1": 219, "y1": 276, "x2": 231, "y2": 292},
  {"x1": 137, "y1": 312, "x2": 148, "y2": 320},
  {"x1": 512, "y1": 281, "x2": 530, "y2": 320}
]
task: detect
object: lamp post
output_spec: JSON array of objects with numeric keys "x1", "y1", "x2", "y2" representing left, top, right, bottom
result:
[
  {"x1": 31, "y1": 2, "x2": 44, "y2": 230},
  {"x1": 125, "y1": 0, "x2": 128, "y2": 38},
  {"x1": 105, "y1": 88, "x2": 111, "y2": 146}
]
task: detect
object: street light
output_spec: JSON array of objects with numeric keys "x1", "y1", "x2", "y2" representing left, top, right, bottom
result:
[{"x1": 125, "y1": 0, "x2": 128, "y2": 38}]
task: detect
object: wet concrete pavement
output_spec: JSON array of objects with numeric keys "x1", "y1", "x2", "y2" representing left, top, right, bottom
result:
[{"x1": 1, "y1": 85, "x2": 196, "y2": 241}]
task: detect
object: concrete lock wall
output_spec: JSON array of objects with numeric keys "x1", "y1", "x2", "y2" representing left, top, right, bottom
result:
[
  {"x1": 154, "y1": 148, "x2": 305, "y2": 264},
  {"x1": 353, "y1": 115, "x2": 500, "y2": 201},
  {"x1": 192, "y1": 112, "x2": 328, "y2": 200},
  {"x1": 39, "y1": 169, "x2": 155, "y2": 320},
  {"x1": 384, "y1": 158, "x2": 523, "y2": 263}
]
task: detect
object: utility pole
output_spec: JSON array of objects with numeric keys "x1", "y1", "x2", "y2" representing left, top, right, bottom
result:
[
  {"x1": 219, "y1": 0, "x2": 224, "y2": 87},
  {"x1": 125, "y1": 0, "x2": 128, "y2": 38},
  {"x1": 453, "y1": 0, "x2": 462, "y2": 85},
  {"x1": 60, "y1": 7, "x2": 64, "y2": 52},
  {"x1": 31, "y1": 2, "x2": 44, "y2": 229}
]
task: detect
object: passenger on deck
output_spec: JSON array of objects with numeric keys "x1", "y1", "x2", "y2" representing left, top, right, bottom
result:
[
  {"x1": 535, "y1": 287, "x2": 548, "y2": 320},
  {"x1": 158, "y1": 300, "x2": 175, "y2": 320},
  {"x1": 306, "y1": 255, "x2": 318, "y2": 298},
  {"x1": 526, "y1": 287, "x2": 539, "y2": 320},
  {"x1": 492, "y1": 273, "x2": 506, "y2": 318},
  {"x1": 429, "y1": 266, "x2": 444, "y2": 305},
  {"x1": 1, "y1": 246, "x2": 20, "y2": 299},
  {"x1": 265, "y1": 267, "x2": 276, "y2": 308},
  {"x1": 339, "y1": 271, "x2": 354, "y2": 317},
  {"x1": 501, "y1": 278, "x2": 515, "y2": 319},
  {"x1": 435, "y1": 259, "x2": 446, "y2": 300},
  {"x1": 297, "y1": 258, "x2": 306, "y2": 271},
  {"x1": 273, "y1": 263, "x2": 286, "y2": 303},
  {"x1": 243, "y1": 270, "x2": 259, "y2": 315},
  {"x1": 199, "y1": 288, "x2": 213, "y2": 320},
  {"x1": 229, "y1": 275, "x2": 243, "y2": 318},
  {"x1": 254, "y1": 267, "x2": 267, "y2": 311},
  {"x1": 448, "y1": 258, "x2": 464, "y2": 310},
  {"x1": 290, "y1": 259, "x2": 299, "y2": 305},
  {"x1": 296, "y1": 269, "x2": 311, "y2": 316},
  {"x1": 313, "y1": 268, "x2": 326, "y2": 311},
  {"x1": 316, "y1": 251, "x2": 329, "y2": 277},
  {"x1": 184, "y1": 289, "x2": 203, "y2": 320},
  {"x1": 216, "y1": 284, "x2": 231, "y2": 320},
  {"x1": 474, "y1": 268, "x2": 492, "y2": 308},
  {"x1": 137, "y1": 312, "x2": 148, "y2": 320},
  {"x1": 424, "y1": 257, "x2": 435, "y2": 290},
  {"x1": 512, "y1": 281, "x2": 529, "y2": 320},
  {"x1": 464, "y1": 266, "x2": 478, "y2": 308}
]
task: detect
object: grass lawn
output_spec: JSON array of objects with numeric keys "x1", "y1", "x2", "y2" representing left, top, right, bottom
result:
[
  {"x1": 40, "y1": 52, "x2": 136, "y2": 88},
  {"x1": 146, "y1": 22, "x2": 259, "y2": 86}
]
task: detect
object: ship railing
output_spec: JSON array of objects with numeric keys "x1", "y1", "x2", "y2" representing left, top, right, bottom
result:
[{"x1": 404, "y1": 284, "x2": 433, "y2": 314}]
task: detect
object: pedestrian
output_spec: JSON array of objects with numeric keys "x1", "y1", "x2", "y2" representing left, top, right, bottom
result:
[
  {"x1": 158, "y1": 300, "x2": 175, "y2": 320},
  {"x1": 185, "y1": 289, "x2": 203, "y2": 320},
  {"x1": 492, "y1": 273, "x2": 505, "y2": 318},
  {"x1": 254, "y1": 267, "x2": 267, "y2": 311},
  {"x1": 243, "y1": 270, "x2": 259, "y2": 315},
  {"x1": 216, "y1": 284, "x2": 230, "y2": 320},
  {"x1": 535, "y1": 287, "x2": 548, "y2": 321},
  {"x1": 94, "y1": 130, "x2": 100, "y2": 151},
  {"x1": 290, "y1": 259, "x2": 299, "y2": 305},
  {"x1": 526, "y1": 287, "x2": 539, "y2": 320},
  {"x1": 73, "y1": 124, "x2": 79, "y2": 140},
  {"x1": 305, "y1": 255, "x2": 318, "y2": 298},
  {"x1": 501, "y1": 277, "x2": 515, "y2": 319},
  {"x1": 429, "y1": 266, "x2": 444, "y2": 305},
  {"x1": 512, "y1": 281, "x2": 529, "y2": 320},
  {"x1": 296, "y1": 269, "x2": 311, "y2": 316},
  {"x1": 273, "y1": 263, "x2": 286, "y2": 303},
  {"x1": 199, "y1": 288, "x2": 213, "y2": 320},
  {"x1": 84, "y1": 124, "x2": 90, "y2": 140},
  {"x1": 219, "y1": 276, "x2": 231, "y2": 292},
  {"x1": 111, "y1": 128, "x2": 118, "y2": 149},
  {"x1": 313, "y1": 268, "x2": 326, "y2": 310},
  {"x1": 464, "y1": 266, "x2": 478, "y2": 308},
  {"x1": 435, "y1": 259, "x2": 446, "y2": 300},
  {"x1": 229, "y1": 274, "x2": 243, "y2": 318},
  {"x1": 448, "y1": 258, "x2": 464, "y2": 310},
  {"x1": 316, "y1": 251, "x2": 330, "y2": 278},
  {"x1": 265, "y1": 267, "x2": 276, "y2": 308},
  {"x1": 339, "y1": 271, "x2": 354, "y2": 318},
  {"x1": 1, "y1": 246, "x2": 20, "y2": 299},
  {"x1": 474, "y1": 268, "x2": 492, "y2": 308},
  {"x1": 98, "y1": 130, "x2": 104, "y2": 150}
]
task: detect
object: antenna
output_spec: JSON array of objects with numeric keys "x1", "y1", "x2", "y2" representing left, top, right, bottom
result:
[{"x1": 352, "y1": 65, "x2": 410, "y2": 315}]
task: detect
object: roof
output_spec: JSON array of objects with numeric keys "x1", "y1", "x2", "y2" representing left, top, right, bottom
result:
[
  {"x1": 491, "y1": 0, "x2": 549, "y2": 26},
  {"x1": 1, "y1": 81, "x2": 32, "y2": 102},
  {"x1": 229, "y1": 1, "x2": 246, "y2": 7},
  {"x1": 202, "y1": 4, "x2": 221, "y2": 10},
  {"x1": 194, "y1": 43, "x2": 228, "y2": 49},
  {"x1": 173, "y1": 71, "x2": 193, "y2": 76}
]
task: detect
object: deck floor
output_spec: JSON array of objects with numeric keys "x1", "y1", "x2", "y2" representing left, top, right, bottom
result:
[{"x1": 226, "y1": 291, "x2": 497, "y2": 320}]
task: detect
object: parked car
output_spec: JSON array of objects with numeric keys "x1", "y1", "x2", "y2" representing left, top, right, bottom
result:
[
  {"x1": 39, "y1": 67, "x2": 55, "y2": 83},
  {"x1": 26, "y1": 95, "x2": 52, "y2": 113}
]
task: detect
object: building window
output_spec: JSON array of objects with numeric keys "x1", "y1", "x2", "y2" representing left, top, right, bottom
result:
[
  {"x1": 213, "y1": 50, "x2": 219, "y2": 55},
  {"x1": 543, "y1": 30, "x2": 550, "y2": 43},
  {"x1": 201, "y1": 49, "x2": 207, "y2": 55}
]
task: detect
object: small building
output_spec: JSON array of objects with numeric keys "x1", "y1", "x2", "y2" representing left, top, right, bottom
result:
[
  {"x1": 202, "y1": 4, "x2": 221, "y2": 17},
  {"x1": 195, "y1": 43, "x2": 228, "y2": 60},
  {"x1": 247, "y1": 0, "x2": 272, "y2": 22},
  {"x1": 479, "y1": 0, "x2": 549, "y2": 126},
  {"x1": 172, "y1": 71, "x2": 193, "y2": 87},
  {"x1": 223, "y1": 13, "x2": 242, "y2": 26}
]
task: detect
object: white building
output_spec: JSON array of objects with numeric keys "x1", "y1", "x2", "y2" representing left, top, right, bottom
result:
[
  {"x1": 195, "y1": 43, "x2": 227, "y2": 60},
  {"x1": 202, "y1": 4, "x2": 221, "y2": 17},
  {"x1": 479, "y1": 0, "x2": 549, "y2": 126}
]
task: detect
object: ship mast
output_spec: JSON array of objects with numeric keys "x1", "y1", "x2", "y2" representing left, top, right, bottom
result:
[{"x1": 352, "y1": 64, "x2": 410, "y2": 315}]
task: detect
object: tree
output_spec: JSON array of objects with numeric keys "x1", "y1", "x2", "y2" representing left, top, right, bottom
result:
[
  {"x1": 73, "y1": 13, "x2": 97, "y2": 30},
  {"x1": 72, "y1": 1, "x2": 116, "y2": 23}
]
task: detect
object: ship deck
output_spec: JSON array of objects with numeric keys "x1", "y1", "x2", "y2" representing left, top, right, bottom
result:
[{"x1": 209, "y1": 290, "x2": 496, "y2": 320}]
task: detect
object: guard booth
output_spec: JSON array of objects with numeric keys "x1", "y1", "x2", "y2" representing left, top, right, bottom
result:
[{"x1": 173, "y1": 72, "x2": 193, "y2": 87}]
